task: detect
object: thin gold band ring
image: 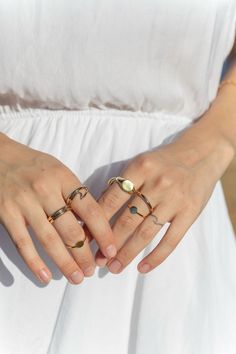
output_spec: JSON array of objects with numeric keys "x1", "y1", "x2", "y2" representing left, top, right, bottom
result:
[{"x1": 135, "y1": 190, "x2": 154, "y2": 215}]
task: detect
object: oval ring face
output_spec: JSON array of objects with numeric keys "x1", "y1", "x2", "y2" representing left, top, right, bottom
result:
[{"x1": 121, "y1": 180, "x2": 134, "y2": 192}]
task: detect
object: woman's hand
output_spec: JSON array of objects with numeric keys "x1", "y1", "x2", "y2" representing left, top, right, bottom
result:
[
  {"x1": 0, "y1": 133, "x2": 117, "y2": 284},
  {"x1": 95, "y1": 124, "x2": 235, "y2": 274}
]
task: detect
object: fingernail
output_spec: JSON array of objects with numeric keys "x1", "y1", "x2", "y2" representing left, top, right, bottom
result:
[
  {"x1": 38, "y1": 269, "x2": 51, "y2": 284},
  {"x1": 84, "y1": 266, "x2": 95, "y2": 277},
  {"x1": 108, "y1": 259, "x2": 122, "y2": 273},
  {"x1": 95, "y1": 257, "x2": 108, "y2": 267},
  {"x1": 106, "y1": 244, "x2": 117, "y2": 258},
  {"x1": 138, "y1": 263, "x2": 151, "y2": 273},
  {"x1": 69, "y1": 270, "x2": 84, "y2": 284}
]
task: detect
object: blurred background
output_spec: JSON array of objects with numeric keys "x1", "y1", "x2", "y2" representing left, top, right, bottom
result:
[
  {"x1": 221, "y1": 50, "x2": 236, "y2": 233},
  {"x1": 222, "y1": 158, "x2": 236, "y2": 232}
]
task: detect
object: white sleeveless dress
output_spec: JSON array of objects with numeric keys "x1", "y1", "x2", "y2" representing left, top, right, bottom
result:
[{"x1": 0, "y1": 1, "x2": 236, "y2": 354}]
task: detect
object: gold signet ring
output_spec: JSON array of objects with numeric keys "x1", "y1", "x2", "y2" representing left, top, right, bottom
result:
[{"x1": 108, "y1": 177, "x2": 136, "y2": 194}]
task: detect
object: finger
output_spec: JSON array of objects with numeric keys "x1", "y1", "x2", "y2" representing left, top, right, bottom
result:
[
  {"x1": 83, "y1": 224, "x2": 93, "y2": 243},
  {"x1": 24, "y1": 204, "x2": 85, "y2": 285},
  {"x1": 93, "y1": 164, "x2": 144, "y2": 266},
  {"x1": 137, "y1": 214, "x2": 191, "y2": 273},
  {"x1": 97, "y1": 163, "x2": 145, "y2": 220},
  {"x1": 112, "y1": 193, "x2": 149, "y2": 246},
  {"x1": 106, "y1": 205, "x2": 171, "y2": 273},
  {"x1": 42, "y1": 195, "x2": 96, "y2": 277},
  {"x1": 95, "y1": 191, "x2": 151, "y2": 266},
  {"x1": 62, "y1": 183, "x2": 117, "y2": 260},
  {"x1": 1, "y1": 211, "x2": 52, "y2": 284}
]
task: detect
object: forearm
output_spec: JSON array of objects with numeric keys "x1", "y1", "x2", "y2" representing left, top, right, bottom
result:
[
  {"x1": 201, "y1": 58, "x2": 236, "y2": 153},
  {"x1": 171, "y1": 59, "x2": 236, "y2": 179},
  {"x1": 0, "y1": 131, "x2": 17, "y2": 157},
  {"x1": 0, "y1": 131, "x2": 10, "y2": 144}
]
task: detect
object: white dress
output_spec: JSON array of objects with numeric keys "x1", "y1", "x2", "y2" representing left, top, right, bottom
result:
[{"x1": 0, "y1": 1, "x2": 236, "y2": 354}]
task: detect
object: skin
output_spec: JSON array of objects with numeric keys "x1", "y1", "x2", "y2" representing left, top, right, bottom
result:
[
  {"x1": 0, "y1": 134, "x2": 117, "y2": 284},
  {"x1": 1, "y1": 43, "x2": 236, "y2": 285},
  {"x1": 95, "y1": 50, "x2": 236, "y2": 274}
]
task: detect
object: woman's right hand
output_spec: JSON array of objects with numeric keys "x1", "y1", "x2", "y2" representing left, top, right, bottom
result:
[{"x1": 0, "y1": 133, "x2": 117, "y2": 285}]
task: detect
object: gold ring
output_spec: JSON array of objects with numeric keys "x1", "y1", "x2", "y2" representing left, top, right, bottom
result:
[
  {"x1": 135, "y1": 190, "x2": 154, "y2": 215},
  {"x1": 64, "y1": 234, "x2": 87, "y2": 249},
  {"x1": 108, "y1": 176, "x2": 136, "y2": 194},
  {"x1": 47, "y1": 205, "x2": 72, "y2": 224},
  {"x1": 149, "y1": 214, "x2": 165, "y2": 226},
  {"x1": 66, "y1": 186, "x2": 89, "y2": 207},
  {"x1": 128, "y1": 204, "x2": 145, "y2": 219}
]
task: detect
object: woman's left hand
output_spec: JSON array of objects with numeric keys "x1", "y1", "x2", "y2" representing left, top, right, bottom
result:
[{"x1": 94, "y1": 129, "x2": 234, "y2": 274}]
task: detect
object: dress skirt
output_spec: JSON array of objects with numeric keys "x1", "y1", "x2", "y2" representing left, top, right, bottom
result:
[{"x1": 0, "y1": 108, "x2": 236, "y2": 354}]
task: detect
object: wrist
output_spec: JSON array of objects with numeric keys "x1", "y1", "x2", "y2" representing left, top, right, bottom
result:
[
  {"x1": 0, "y1": 132, "x2": 10, "y2": 145},
  {"x1": 0, "y1": 133, "x2": 24, "y2": 165},
  {"x1": 172, "y1": 122, "x2": 235, "y2": 179}
]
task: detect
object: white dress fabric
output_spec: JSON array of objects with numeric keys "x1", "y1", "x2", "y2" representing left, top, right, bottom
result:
[{"x1": 0, "y1": 1, "x2": 236, "y2": 354}]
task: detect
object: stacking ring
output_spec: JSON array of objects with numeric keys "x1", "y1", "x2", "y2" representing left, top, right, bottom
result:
[
  {"x1": 66, "y1": 186, "x2": 89, "y2": 207},
  {"x1": 149, "y1": 214, "x2": 165, "y2": 226},
  {"x1": 128, "y1": 204, "x2": 145, "y2": 219},
  {"x1": 135, "y1": 190, "x2": 154, "y2": 215},
  {"x1": 108, "y1": 177, "x2": 136, "y2": 194},
  {"x1": 64, "y1": 234, "x2": 87, "y2": 249},
  {"x1": 47, "y1": 205, "x2": 72, "y2": 224}
]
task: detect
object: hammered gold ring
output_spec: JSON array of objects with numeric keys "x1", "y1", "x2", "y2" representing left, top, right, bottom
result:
[
  {"x1": 107, "y1": 176, "x2": 136, "y2": 194},
  {"x1": 66, "y1": 186, "x2": 89, "y2": 207},
  {"x1": 47, "y1": 205, "x2": 72, "y2": 224}
]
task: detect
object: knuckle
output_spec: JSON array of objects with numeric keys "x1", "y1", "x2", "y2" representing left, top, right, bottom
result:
[
  {"x1": 14, "y1": 236, "x2": 30, "y2": 251},
  {"x1": 27, "y1": 256, "x2": 41, "y2": 270},
  {"x1": 118, "y1": 213, "x2": 137, "y2": 230},
  {"x1": 60, "y1": 259, "x2": 78, "y2": 276},
  {"x1": 154, "y1": 175, "x2": 173, "y2": 190},
  {"x1": 53, "y1": 164, "x2": 68, "y2": 178},
  {"x1": 138, "y1": 225, "x2": 154, "y2": 241},
  {"x1": 4, "y1": 182, "x2": 19, "y2": 197},
  {"x1": 51, "y1": 162, "x2": 74, "y2": 181},
  {"x1": 148, "y1": 256, "x2": 162, "y2": 268},
  {"x1": 162, "y1": 236, "x2": 177, "y2": 249},
  {"x1": 0, "y1": 198, "x2": 16, "y2": 217},
  {"x1": 117, "y1": 248, "x2": 131, "y2": 265},
  {"x1": 13, "y1": 188, "x2": 31, "y2": 206},
  {"x1": 63, "y1": 224, "x2": 84, "y2": 244},
  {"x1": 96, "y1": 229, "x2": 114, "y2": 248},
  {"x1": 100, "y1": 192, "x2": 120, "y2": 210},
  {"x1": 31, "y1": 178, "x2": 51, "y2": 197},
  {"x1": 40, "y1": 232, "x2": 58, "y2": 248},
  {"x1": 86, "y1": 203, "x2": 101, "y2": 219},
  {"x1": 77, "y1": 256, "x2": 93, "y2": 270},
  {"x1": 183, "y1": 201, "x2": 199, "y2": 216},
  {"x1": 135, "y1": 154, "x2": 153, "y2": 172}
]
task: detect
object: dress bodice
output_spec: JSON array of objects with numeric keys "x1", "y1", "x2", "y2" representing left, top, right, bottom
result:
[{"x1": 0, "y1": 0, "x2": 236, "y2": 120}]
